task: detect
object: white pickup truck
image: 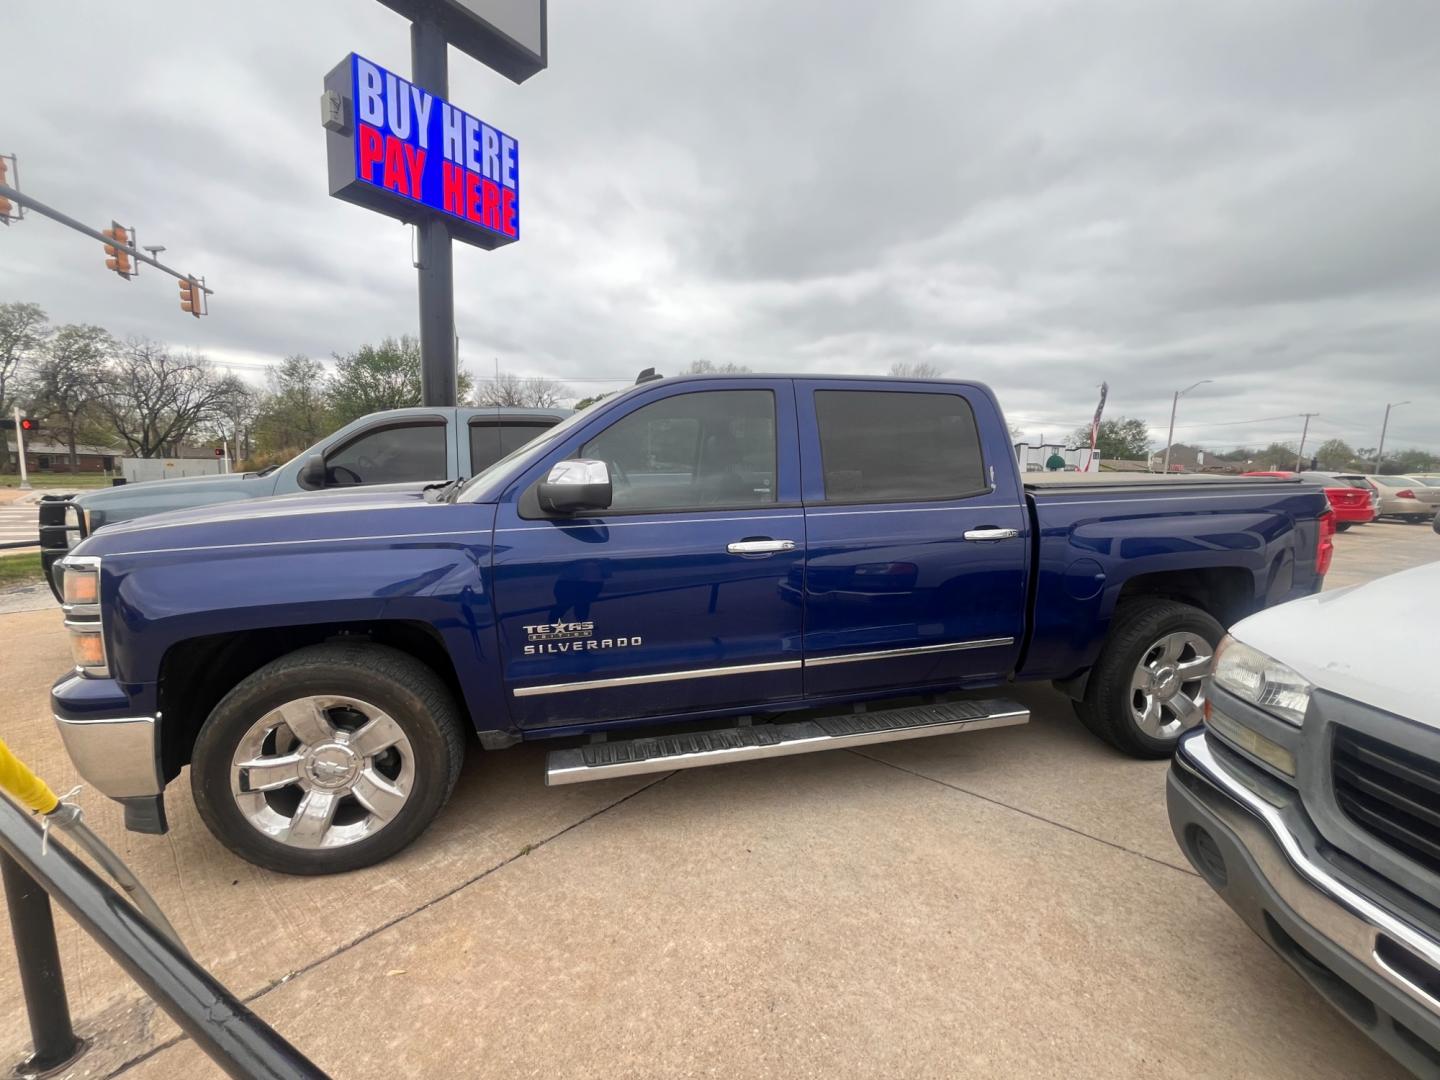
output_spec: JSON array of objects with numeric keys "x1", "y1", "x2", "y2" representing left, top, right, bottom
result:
[{"x1": 1169, "y1": 560, "x2": 1440, "y2": 1075}]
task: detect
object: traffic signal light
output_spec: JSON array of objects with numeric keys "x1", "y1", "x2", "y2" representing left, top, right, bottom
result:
[
  {"x1": 20, "y1": 417, "x2": 35, "y2": 433},
  {"x1": 103, "y1": 221, "x2": 133, "y2": 278},
  {"x1": 0, "y1": 157, "x2": 12, "y2": 223},
  {"x1": 179, "y1": 276, "x2": 203, "y2": 318}
]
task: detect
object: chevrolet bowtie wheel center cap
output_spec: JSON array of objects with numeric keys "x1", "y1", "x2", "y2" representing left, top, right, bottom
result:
[{"x1": 305, "y1": 744, "x2": 361, "y2": 790}]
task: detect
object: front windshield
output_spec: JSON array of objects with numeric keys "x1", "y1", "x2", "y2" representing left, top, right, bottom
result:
[{"x1": 454, "y1": 405, "x2": 601, "y2": 501}]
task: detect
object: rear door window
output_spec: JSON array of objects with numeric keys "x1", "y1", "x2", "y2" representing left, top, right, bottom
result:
[
  {"x1": 324, "y1": 423, "x2": 446, "y2": 486},
  {"x1": 470, "y1": 421, "x2": 553, "y2": 474},
  {"x1": 813, "y1": 390, "x2": 985, "y2": 502}
]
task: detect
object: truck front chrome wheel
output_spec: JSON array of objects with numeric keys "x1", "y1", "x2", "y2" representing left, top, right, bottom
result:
[
  {"x1": 192, "y1": 643, "x2": 465, "y2": 874},
  {"x1": 1129, "y1": 632, "x2": 1212, "y2": 739},
  {"x1": 231, "y1": 695, "x2": 416, "y2": 850}
]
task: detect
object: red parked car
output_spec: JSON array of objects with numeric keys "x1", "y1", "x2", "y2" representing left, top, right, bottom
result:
[{"x1": 1242, "y1": 470, "x2": 1376, "y2": 531}]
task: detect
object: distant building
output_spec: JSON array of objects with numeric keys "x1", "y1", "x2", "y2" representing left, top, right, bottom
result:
[
  {"x1": 1149, "y1": 443, "x2": 1206, "y2": 472},
  {"x1": 5, "y1": 437, "x2": 120, "y2": 474}
]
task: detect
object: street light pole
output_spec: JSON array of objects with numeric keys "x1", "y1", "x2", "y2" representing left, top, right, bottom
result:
[
  {"x1": 1373, "y1": 401, "x2": 1410, "y2": 473},
  {"x1": 1161, "y1": 380, "x2": 1212, "y2": 475}
]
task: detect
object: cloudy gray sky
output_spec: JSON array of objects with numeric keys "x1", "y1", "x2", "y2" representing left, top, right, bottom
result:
[{"x1": 4, "y1": 0, "x2": 1438, "y2": 454}]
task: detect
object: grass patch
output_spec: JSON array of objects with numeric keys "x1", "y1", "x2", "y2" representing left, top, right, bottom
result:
[
  {"x1": 0, "y1": 552, "x2": 45, "y2": 590},
  {"x1": 0, "y1": 473, "x2": 115, "y2": 489}
]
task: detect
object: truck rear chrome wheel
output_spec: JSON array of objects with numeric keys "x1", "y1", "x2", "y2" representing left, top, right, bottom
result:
[
  {"x1": 191, "y1": 643, "x2": 465, "y2": 874},
  {"x1": 230, "y1": 696, "x2": 416, "y2": 850},
  {"x1": 1128, "y1": 632, "x2": 1212, "y2": 740},
  {"x1": 1073, "y1": 598, "x2": 1223, "y2": 759}
]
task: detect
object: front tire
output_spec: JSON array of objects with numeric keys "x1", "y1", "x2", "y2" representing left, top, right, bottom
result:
[
  {"x1": 1074, "y1": 598, "x2": 1223, "y2": 759},
  {"x1": 191, "y1": 643, "x2": 466, "y2": 875}
]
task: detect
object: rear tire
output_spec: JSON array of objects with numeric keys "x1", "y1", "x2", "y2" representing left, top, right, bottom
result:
[
  {"x1": 1074, "y1": 598, "x2": 1223, "y2": 759},
  {"x1": 1335, "y1": 522, "x2": 1352, "y2": 532},
  {"x1": 190, "y1": 643, "x2": 466, "y2": 875}
]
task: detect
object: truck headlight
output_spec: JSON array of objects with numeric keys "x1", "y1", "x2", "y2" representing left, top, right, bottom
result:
[
  {"x1": 1213, "y1": 636, "x2": 1312, "y2": 725},
  {"x1": 64, "y1": 620, "x2": 109, "y2": 677},
  {"x1": 63, "y1": 564, "x2": 99, "y2": 607}
]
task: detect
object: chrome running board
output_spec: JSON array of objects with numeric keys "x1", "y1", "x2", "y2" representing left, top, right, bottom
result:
[{"x1": 544, "y1": 697, "x2": 1028, "y2": 786}]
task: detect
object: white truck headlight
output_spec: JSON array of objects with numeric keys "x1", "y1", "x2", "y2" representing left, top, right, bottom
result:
[{"x1": 1213, "y1": 636, "x2": 1312, "y2": 725}]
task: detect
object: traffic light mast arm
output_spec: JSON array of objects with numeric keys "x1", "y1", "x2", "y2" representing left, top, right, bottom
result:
[{"x1": 0, "y1": 178, "x2": 213, "y2": 299}]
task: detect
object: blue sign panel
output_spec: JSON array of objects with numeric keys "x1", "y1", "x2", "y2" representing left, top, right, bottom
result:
[{"x1": 324, "y1": 53, "x2": 520, "y2": 250}]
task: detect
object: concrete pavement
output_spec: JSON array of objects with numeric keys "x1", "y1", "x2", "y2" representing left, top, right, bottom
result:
[{"x1": 1, "y1": 522, "x2": 1434, "y2": 1078}]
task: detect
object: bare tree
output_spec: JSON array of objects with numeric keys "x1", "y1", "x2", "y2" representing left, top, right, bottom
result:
[
  {"x1": 0, "y1": 301, "x2": 49, "y2": 470},
  {"x1": 30, "y1": 323, "x2": 115, "y2": 468},
  {"x1": 476, "y1": 371, "x2": 570, "y2": 408},
  {"x1": 202, "y1": 374, "x2": 263, "y2": 461},
  {"x1": 888, "y1": 360, "x2": 945, "y2": 379},
  {"x1": 96, "y1": 339, "x2": 234, "y2": 458},
  {"x1": 689, "y1": 359, "x2": 751, "y2": 374}
]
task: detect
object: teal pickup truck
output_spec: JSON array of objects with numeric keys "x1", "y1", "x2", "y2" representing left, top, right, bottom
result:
[{"x1": 39, "y1": 405, "x2": 567, "y2": 596}]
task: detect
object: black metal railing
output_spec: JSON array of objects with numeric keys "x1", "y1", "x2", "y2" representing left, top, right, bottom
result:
[{"x1": 0, "y1": 794, "x2": 328, "y2": 1079}]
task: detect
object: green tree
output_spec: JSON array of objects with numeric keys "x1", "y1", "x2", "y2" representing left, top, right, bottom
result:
[
  {"x1": 329, "y1": 336, "x2": 423, "y2": 424},
  {"x1": 0, "y1": 301, "x2": 49, "y2": 471},
  {"x1": 1070, "y1": 416, "x2": 1152, "y2": 460},
  {"x1": 1212, "y1": 447, "x2": 1254, "y2": 462},
  {"x1": 1253, "y1": 442, "x2": 1299, "y2": 470},
  {"x1": 574, "y1": 390, "x2": 617, "y2": 411},
  {"x1": 1388, "y1": 448, "x2": 1440, "y2": 475},
  {"x1": 329, "y1": 336, "x2": 476, "y2": 422},
  {"x1": 29, "y1": 324, "x2": 116, "y2": 468},
  {"x1": 254, "y1": 355, "x2": 332, "y2": 456},
  {"x1": 1313, "y1": 438, "x2": 1356, "y2": 471}
]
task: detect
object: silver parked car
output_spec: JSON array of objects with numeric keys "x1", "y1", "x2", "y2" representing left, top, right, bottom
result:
[{"x1": 1363, "y1": 475, "x2": 1439, "y2": 522}]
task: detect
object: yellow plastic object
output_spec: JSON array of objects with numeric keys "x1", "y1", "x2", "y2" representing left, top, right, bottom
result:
[{"x1": 0, "y1": 737, "x2": 59, "y2": 815}]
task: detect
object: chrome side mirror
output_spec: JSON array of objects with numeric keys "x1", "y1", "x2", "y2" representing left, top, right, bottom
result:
[{"x1": 537, "y1": 459, "x2": 612, "y2": 514}]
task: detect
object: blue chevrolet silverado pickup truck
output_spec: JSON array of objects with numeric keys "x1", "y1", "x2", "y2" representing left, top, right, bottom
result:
[{"x1": 51, "y1": 374, "x2": 1335, "y2": 874}]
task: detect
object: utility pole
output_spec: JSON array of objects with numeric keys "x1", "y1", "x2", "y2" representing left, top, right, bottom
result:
[
  {"x1": 411, "y1": 16, "x2": 457, "y2": 408},
  {"x1": 1161, "y1": 379, "x2": 1213, "y2": 475},
  {"x1": 1373, "y1": 401, "x2": 1410, "y2": 473},
  {"x1": 1295, "y1": 413, "x2": 1318, "y2": 471}
]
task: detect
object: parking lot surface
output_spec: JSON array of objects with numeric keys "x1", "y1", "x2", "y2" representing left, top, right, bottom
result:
[{"x1": 2, "y1": 522, "x2": 1435, "y2": 1078}]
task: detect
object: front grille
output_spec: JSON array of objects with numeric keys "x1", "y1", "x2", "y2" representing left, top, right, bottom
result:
[{"x1": 1332, "y1": 726, "x2": 1440, "y2": 875}]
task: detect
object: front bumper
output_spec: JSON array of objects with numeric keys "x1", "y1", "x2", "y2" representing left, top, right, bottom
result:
[
  {"x1": 1169, "y1": 729, "x2": 1440, "y2": 1076},
  {"x1": 52, "y1": 674, "x2": 169, "y2": 834}
]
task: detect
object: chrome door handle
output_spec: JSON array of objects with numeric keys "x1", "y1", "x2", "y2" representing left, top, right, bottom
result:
[
  {"x1": 963, "y1": 528, "x2": 1019, "y2": 542},
  {"x1": 727, "y1": 539, "x2": 797, "y2": 554}
]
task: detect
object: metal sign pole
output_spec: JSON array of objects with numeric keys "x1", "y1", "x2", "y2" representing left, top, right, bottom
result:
[{"x1": 411, "y1": 15, "x2": 458, "y2": 407}]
